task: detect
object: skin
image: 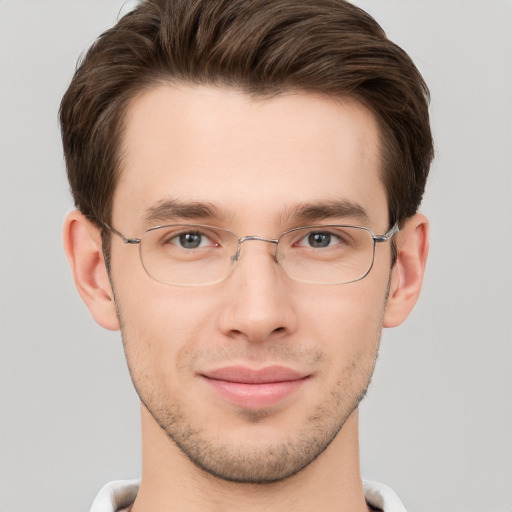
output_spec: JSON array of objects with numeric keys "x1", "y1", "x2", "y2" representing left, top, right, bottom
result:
[{"x1": 63, "y1": 85, "x2": 429, "y2": 512}]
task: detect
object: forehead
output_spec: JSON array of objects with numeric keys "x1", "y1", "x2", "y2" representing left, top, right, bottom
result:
[{"x1": 114, "y1": 84, "x2": 387, "y2": 231}]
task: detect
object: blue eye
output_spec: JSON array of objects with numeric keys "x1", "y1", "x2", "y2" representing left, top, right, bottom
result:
[
  {"x1": 307, "y1": 232, "x2": 333, "y2": 248},
  {"x1": 177, "y1": 232, "x2": 204, "y2": 249},
  {"x1": 299, "y1": 231, "x2": 341, "y2": 248},
  {"x1": 163, "y1": 231, "x2": 214, "y2": 249}
]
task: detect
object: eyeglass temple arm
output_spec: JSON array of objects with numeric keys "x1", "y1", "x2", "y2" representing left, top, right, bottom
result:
[
  {"x1": 373, "y1": 223, "x2": 399, "y2": 243},
  {"x1": 100, "y1": 221, "x2": 141, "y2": 245}
]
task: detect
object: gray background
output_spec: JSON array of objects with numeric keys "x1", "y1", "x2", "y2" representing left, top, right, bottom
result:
[{"x1": 1, "y1": 1, "x2": 511, "y2": 511}]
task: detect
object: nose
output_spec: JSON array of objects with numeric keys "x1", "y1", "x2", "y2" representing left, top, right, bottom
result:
[{"x1": 217, "y1": 239, "x2": 297, "y2": 343}]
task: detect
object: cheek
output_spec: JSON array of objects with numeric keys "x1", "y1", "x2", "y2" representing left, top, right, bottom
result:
[
  {"x1": 113, "y1": 278, "x2": 217, "y2": 375},
  {"x1": 301, "y1": 279, "x2": 387, "y2": 326},
  {"x1": 296, "y1": 279, "x2": 387, "y2": 360}
]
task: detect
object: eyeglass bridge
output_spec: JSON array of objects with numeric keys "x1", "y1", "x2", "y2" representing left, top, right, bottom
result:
[{"x1": 232, "y1": 235, "x2": 280, "y2": 262}]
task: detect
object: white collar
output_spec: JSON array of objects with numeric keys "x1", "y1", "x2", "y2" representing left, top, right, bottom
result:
[{"x1": 89, "y1": 478, "x2": 407, "y2": 512}]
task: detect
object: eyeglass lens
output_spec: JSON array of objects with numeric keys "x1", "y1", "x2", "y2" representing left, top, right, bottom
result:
[{"x1": 139, "y1": 224, "x2": 378, "y2": 286}]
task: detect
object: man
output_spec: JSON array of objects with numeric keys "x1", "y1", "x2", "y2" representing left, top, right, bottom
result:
[{"x1": 60, "y1": 0, "x2": 433, "y2": 510}]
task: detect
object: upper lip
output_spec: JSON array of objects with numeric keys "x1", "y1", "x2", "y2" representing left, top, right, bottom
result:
[{"x1": 201, "y1": 365, "x2": 307, "y2": 384}]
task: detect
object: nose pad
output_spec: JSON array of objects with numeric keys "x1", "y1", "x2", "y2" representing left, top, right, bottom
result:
[{"x1": 231, "y1": 240, "x2": 243, "y2": 263}]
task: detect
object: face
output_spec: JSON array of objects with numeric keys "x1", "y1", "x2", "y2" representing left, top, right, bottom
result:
[{"x1": 108, "y1": 85, "x2": 392, "y2": 483}]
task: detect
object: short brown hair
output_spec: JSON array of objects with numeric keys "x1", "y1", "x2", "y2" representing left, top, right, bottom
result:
[{"x1": 60, "y1": 0, "x2": 433, "y2": 236}]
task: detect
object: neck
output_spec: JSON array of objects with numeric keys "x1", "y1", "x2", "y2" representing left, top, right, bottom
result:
[{"x1": 131, "y1": 405, "x2": 370, "y2": 512}]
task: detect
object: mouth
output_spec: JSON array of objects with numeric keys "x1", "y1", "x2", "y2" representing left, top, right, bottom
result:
[{"x1": 200, "y1": 366, "x2": 310, "y2": 409}]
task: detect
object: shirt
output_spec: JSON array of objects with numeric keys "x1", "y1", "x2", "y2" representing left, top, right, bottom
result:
[{"x1": 89, "y1": 479, "x2": 407, "y2": 512}]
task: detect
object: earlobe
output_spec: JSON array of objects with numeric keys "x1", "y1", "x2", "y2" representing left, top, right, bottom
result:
[
  {"x1": 62, "y1": 210, "x2": 120, "y2": 331},
  {"x1": 383, "y1": 214, "x2": 429, "y2": 328}
]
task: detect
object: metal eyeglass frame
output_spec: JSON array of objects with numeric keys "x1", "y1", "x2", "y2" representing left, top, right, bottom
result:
[{"x1": 99, "y1": 220, "x2": 399, "y2": 285}]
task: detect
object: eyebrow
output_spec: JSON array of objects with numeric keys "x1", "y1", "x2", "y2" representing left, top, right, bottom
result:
[
  {"x1": 142, "y1": 199, "x2": 228, "y2": 227},
  {"x1": 282, "y1": 200, "x2": 370, "y2": 225},
  {"x1": 142, "y1": 198, "x2": 369, "y2": 228}
]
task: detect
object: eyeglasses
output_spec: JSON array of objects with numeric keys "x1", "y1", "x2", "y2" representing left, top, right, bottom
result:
[{"x1": 103, "y1": 222, "x2": 399, "y2": 286}]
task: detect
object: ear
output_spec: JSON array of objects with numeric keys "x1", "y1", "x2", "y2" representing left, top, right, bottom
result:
[
  {"x1": 62, "y1": 210, "x2": 120, "y2": 331},
  {"x1": 383, "y1": 213, "x2": 429, "y2": 328}
]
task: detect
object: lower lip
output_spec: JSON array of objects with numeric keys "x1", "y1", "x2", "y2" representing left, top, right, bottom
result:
[{"x1": 202, "y1": 377, "x2": 307, "y2": 409}]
